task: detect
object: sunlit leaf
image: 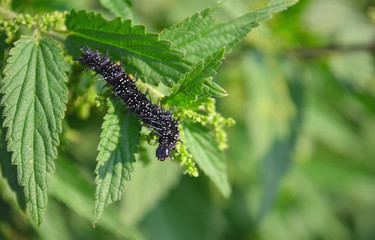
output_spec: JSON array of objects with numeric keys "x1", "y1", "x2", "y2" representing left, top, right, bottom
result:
[
  {"x1": 160, "y1": 0, "x2": 297, "y2": 62},
  {"x1": 163, "y1": 48, "x2": 225, "y2": 106},
  {"x1": 66, "y1": 10, "x2": 192, "y2": 87},
  {"x1": 183, "y1": 122, "x2": 231, "y2": 197},
  {"x1": 93, "y1": 97, "x2": 140, "y2": 225},
  {"x1": 0, "y1": 36, "x2": 68, "y2": 225},
  {"x1": 0, "y1": 119, "x2": 26, "y2": 211}
]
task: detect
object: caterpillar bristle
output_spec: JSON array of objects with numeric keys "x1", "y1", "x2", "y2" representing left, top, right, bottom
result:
[{"x1": 149, "y1": 128, "x2": 162, "y2": 137}]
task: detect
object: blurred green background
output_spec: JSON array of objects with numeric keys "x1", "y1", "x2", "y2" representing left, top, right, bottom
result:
[{"x1": 1, "y1": 0, "x2": 375, "y2": 239}]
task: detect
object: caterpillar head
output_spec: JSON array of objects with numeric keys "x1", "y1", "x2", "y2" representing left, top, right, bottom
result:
[{"x1": 156, "y1": 144, "x2": 172, "y2": 161}]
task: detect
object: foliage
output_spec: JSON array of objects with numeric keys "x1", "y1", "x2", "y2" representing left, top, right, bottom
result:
[
  {"x1": 1, "y1": 36, "x2": 68, "y2": 226},
  {"x1": 1, "y1": 0, "x2": 375, "y2": 239},
  {"x1": 93, "y1": 97, "x2": 140, "y2": 225}
]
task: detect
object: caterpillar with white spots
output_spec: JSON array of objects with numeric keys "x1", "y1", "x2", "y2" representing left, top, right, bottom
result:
[{"x1": 78, "y1": 47, "x2": 180, "y2": 161}]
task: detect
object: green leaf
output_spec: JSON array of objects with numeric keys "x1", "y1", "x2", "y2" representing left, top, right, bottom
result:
[
  {"x1": 243, "y1": 51, "x2": 301, "y2": 220},
  {"x1": 160, "y1": 0, "x2": 295, "y2": 97},
  {"x1": 140, "y1": 175, "x2": 226, "y2": 240},
  {"x1": 244, "y1": 52, "x2": 297, "y2": 158},
  {"x1": 0, "y1": 117, "x2": 26, "y2": 211},
  {"x1": 37, "y1": 200, "x2": 71, "y2": 240},
  {"x1": 163, "y1": 48, "x2": 225, "y2": 107},
  {"x1": 93, "y1": 97, "x2": 140, "y2": 225},
  {"x1": 0, "y1": 33, "x2": 9, "y2": 76},
  {"x1": 100, "y1": 0, "x2": 135, "y2": 20},
  {"x1": 160, "y1": 0, "x2": 297, "y2": 62},
  {"x1": 66, "y1": 10, "x2": 192, "y2": 87},
  {"x1": 50, "y1": 156, "x2": 144, "y2": 240},
  {"x1": 202, "y1": 78, "x2": 228, "y2": 97},
  {"x1": 183, "y1": 122, "x2": 231, "y2": 198},
  {"x1": 0, "y1": 36, "x2": 68, "y2": 225},
  {"x1": 328, "y1": 52, "x2": 375, "y2": 95},
  {"x1": 121, "y1": 159, "x2": 181, "y2": 225}
]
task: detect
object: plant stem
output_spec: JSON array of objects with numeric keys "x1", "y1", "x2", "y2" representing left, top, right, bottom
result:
[{"x1": 42, "y1": 31, "x2": 65, "y2": 44}]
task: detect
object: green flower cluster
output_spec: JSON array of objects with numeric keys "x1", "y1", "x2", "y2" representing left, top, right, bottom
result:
[
  {"x1": 0, "y1": 9, "x2": 66, "y2": 42},
  {"x1": 171, "y1": 98, "x2": 235, "y2": 177},
  {"x1": 179, "y1": 98, "x2": 235, "y2": 150},
  {"x1": 173, "y1": 127, "x2": 198, "y2": 177}
]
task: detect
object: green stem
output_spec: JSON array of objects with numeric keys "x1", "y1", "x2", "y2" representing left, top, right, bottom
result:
[
  {"x1": 42, "y1": 31, "x2": 65, "y2": 44},
  {"x1": 53, "y1": 29, "x2": 69, "y2": 34}
]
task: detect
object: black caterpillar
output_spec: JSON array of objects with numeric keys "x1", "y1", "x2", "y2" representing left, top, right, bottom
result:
[{"x1": 78, "y1": 47, "x2": 180, "y2": 161}]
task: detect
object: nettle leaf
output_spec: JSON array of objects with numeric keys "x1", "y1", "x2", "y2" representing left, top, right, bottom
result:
[
  {"x1": 93, "y1": 97, "x2": 140, "y2": 225},
  {"x1": 0, "y1": 36, "x2": 68, "y2": 225},
  {"x1": 183, "y1": 122, "x2": 231, "y2": 198},
  {"x1": 163, "y1": 48, "x2": 226, "y2": 107},
  {"x1": 202, "y1": 78, "x2": 228, "y2": 97},
  {"x1": 66, "y1": 10, "x2": 192, "y2": 87},
  {"x1": 160, "y1": 0, "x2": 297, "y2": 62},
  {"x1": 160, "y1": 0, "x2": 296, "y2": 97},
  {"x1": 0, "y1": 116, "x2": 26, "y2": 211},
  {"x1": 100, "y1": 0, "x2": 135, "y2": 20}
]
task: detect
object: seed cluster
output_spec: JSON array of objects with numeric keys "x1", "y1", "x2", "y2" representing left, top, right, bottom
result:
[{"x1": 79, "y1": 47, "x2": 180, "y2": 160}]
